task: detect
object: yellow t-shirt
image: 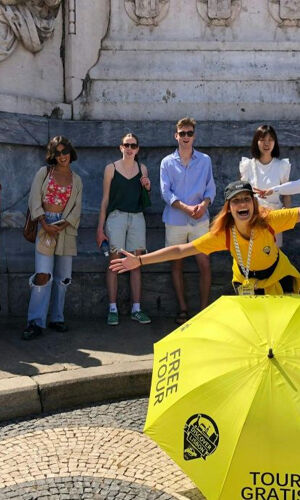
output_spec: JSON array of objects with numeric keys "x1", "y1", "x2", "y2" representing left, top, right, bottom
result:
[{"x1": 192, "y1": 208, "x2": 298, "y2": 271}]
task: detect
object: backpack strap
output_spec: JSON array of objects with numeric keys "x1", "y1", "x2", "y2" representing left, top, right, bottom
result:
[
  {"x1": 41, "y1": 165, "x2": 51, "y2": 188},
  {"x1": 267, "y1": 224, "x2": 276, "y2": 242},
  {"x1": 225, "y1": 227, "x2": 231, "y2": 251},
  {"x1": 137, "y1": 159, "x2": 143, "y2": 177}
]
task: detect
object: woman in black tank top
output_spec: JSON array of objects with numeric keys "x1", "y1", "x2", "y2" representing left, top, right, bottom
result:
[{"x1": 96, "y1": 133, "x2": 152, "y2": 326}]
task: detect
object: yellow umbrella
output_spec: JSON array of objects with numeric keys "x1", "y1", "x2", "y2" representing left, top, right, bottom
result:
[{"x1": 144, "y1": 295, "x2": 300, "y2": 500}]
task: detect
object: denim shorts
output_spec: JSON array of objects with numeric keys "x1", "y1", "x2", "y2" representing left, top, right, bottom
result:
[
  {"x1": 105, "y1": 210, "x2": 146, "y2": 253},
  {"x1": 44, "y1": 211, "x2": 63, "y2": 225}
]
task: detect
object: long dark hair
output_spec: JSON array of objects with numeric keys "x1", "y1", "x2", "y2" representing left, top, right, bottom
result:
[
  {"x1": 251, "y1": 125, "x2": 280, "y2": 159},
  {"x1": 46, "y1": 136, "x2": 77, "y2": 165}
]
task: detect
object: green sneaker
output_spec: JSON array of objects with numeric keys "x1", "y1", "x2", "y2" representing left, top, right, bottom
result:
[
  {"x1": 107, "y1": 311, "x2": 119, "y2": 326},
  {"x1": 131, "y1": 310, "x2": 151, "y2": 324}
]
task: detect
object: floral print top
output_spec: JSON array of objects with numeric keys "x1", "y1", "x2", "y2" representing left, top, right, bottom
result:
[{"x1": 43, "y1": 172, "x2": 72, "y2": 208}]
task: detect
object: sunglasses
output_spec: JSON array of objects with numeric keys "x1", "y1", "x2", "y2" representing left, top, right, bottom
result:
[
  {"x1": 122, "y1": 143, "x2": 138, "y2": 150},
  {"x1": 177, "y1": 131, "x2": 194, "y2": 137},
  {"x1": 55, "y1": 147, "x2": 71, "y2": 157}
]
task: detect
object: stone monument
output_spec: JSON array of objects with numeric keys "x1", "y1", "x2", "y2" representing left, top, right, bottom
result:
[{"x1": 0, "y1": 0, "x2": 299, "y2": 120}]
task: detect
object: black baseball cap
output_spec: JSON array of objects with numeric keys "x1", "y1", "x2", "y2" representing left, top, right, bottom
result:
[{"x1": 224, "y1": 181, "x2": 254, "y2": 201}]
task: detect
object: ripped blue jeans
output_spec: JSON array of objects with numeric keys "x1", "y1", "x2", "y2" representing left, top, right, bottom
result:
[{"x1": 27, "y1": 212, "x2": 72, "y2": 328}]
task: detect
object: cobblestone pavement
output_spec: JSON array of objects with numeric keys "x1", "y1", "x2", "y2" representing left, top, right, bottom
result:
[{"x1": 0, "y1": 398, "x2": 206, "y2": 500}]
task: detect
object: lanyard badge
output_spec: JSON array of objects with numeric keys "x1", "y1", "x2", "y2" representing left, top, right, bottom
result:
[{"x1": 237, "y1": 281, "x2": 255, "y2": 296}]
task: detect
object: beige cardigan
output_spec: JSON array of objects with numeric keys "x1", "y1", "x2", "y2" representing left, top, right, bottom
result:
[{"x1": 28, "y1": 166, "x2": 83, "y2": 256}]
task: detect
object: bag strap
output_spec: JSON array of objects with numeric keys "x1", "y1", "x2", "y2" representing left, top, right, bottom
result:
[
  {"x1": 42, "y1": 165, "x2": 51, "y2": 184},
  {"x1": 136, "y1": 159, "x2": 143, "y2": 177},
  {"x1": 267, "y1": 224, "x2": 276, "y2": 242},
  {"x1": 225, "y1": 227, "x2": 231, "y2": 250}
]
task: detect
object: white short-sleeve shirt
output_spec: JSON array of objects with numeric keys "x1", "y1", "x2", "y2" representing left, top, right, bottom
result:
[{"x1": 239, "y1": 157, "x2": 291, "y2": 209}]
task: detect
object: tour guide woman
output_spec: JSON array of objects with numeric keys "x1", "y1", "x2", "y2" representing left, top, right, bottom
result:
[{"x1": 110, "y1": 181, "x2": 300, "y2": 296}]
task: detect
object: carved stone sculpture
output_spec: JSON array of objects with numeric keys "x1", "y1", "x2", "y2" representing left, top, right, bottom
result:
[
  {"x1": 124, "y1": 0, "x2": 170, "y2": 26},
  {"x1": 196, "y1": 0, "x2": 241, "y2": 26},
  {"x1": 268, "y1": 0, "x2": 300, "y2": 25},
  {"x1": 208, "y1": 0, "x2": 231, "y2": 19},
  {"x1": 0, "y1": 0, "x2": 62, "y2": 62}
]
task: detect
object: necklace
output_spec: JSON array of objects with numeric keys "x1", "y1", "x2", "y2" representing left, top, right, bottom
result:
[{"x1": 232, "y1": 226, "x2": 254, "y2": 282}]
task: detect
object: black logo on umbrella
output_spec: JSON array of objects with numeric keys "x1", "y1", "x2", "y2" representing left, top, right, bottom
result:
[{"x1": 184, "y1": 413, "x2": 219, "y2": 461}]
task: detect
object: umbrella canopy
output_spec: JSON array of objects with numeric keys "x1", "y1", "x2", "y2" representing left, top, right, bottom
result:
[{"x1": 144, "y1": 295, "x2": 300, "y2": 500}]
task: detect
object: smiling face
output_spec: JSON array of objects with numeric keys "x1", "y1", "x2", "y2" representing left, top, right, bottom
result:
[
  {"x1": 120, "y1": 134, "x2": 139, "y2": 160},
  {"x1": 257, "y1": 133, "x2": 275, "y2": 157},
  {"x1": 175, "y1": 126, "x2": 195, "y2": 150},
  {"x1": 54, "y1": 143, "x2": 71, "y2": 168},
  {"x1": 229, "y1": 191, "x2": 254, "y2": 224}
]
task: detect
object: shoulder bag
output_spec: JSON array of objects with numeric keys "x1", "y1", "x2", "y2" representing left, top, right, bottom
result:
[
  {"x1": 137, "y1": 160, "x2": 151, "y2": 210},
  {"x1": 23, "y1": 166, "x2": 51, "y2": 243}
]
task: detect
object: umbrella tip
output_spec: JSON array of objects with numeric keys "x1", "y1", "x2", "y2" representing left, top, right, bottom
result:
[{"x1": 268, "y1": 348, "x2": 274, "y2": 359}]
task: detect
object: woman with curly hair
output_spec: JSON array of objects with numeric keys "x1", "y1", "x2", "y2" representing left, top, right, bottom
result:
[{"x1": 22, "y1": 136, "x2": 82, "y2": 340}]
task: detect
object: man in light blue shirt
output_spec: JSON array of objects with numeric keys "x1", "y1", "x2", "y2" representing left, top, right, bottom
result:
[{"x1": 160, "y1": 117, "x2": 216, "y2": 324}]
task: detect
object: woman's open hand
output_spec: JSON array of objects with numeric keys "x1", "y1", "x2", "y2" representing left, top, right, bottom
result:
[{"x1": 109, "y1": 250, "x2": 140, "y2": 273}]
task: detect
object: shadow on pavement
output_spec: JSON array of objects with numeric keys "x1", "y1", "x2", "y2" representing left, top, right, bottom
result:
[{"x1": 0, "y1": 315, "x2": 176, "y2": 378}]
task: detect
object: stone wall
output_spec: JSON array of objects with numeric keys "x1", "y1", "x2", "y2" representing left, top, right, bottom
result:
[{"x1": 1, "y1": 113, "x2": 300, "y2": 318}]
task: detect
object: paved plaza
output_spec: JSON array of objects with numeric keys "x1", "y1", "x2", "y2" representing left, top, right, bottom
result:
[{"x1": 0, "y1": 398, "x2": 205, "y2": 500}]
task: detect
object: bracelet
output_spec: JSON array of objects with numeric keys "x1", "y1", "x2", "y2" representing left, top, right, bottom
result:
[{"x1": 139, "y1": 256, "x2": 143, "y2": 266}]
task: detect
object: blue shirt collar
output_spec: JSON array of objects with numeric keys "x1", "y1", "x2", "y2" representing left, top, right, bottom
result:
[{"x1": 173, "y1": 148, "x2": 197, "y2": 161}]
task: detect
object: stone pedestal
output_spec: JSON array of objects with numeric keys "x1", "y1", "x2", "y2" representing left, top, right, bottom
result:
[
  {"x1": 73, "y1": 0, "x2": 300, "y2": 121},
  {"x1": 0, "y1": 0, "x2": 71, "y2": 118},
  {"x1": 0, "y1": 0, "x2": 299, "y2": 120}
]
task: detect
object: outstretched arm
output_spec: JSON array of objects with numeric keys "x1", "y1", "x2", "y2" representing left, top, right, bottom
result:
[
  {"x1": 254, "y1": 179, "x2": 300, "y2": 198},
  {"x1": 109, "y1": 242, "x2": 198, "y2": 274}
]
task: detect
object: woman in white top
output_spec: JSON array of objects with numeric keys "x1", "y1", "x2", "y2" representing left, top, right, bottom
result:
[{"x1": 239, "y1": 124, "x2": 291, "y2": 246}]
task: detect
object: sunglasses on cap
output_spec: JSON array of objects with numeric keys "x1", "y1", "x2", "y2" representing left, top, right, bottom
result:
[
  {"x1": 122, "y1": 143, "x2": 138, "y2": 150},
  {"x1": 177, "y1": 131, "x2": 194, "y2": 137},
  {"x1": 55, "y1": 147, "x2": 71, "y2": 157}
]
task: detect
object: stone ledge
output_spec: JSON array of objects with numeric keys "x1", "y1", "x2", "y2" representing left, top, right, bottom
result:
[
  {"x1": 33, "y1": 360, "x2": 153, "y2": 413},
  {"x1": 1, "y1": 112, "x2": 300, "y2": 147},
  {"x1": 0, "y1": 362, "x2": 153, "y2": 421},
  {"x1": 0, "y1": 376, "x2": 41, "y2": 421},
  {"x1": 102, "y1": 40, "x2": 300, "y2": 51},
  {"x1": 0, "y1": 96, "x2": 71, "y2": 124}
]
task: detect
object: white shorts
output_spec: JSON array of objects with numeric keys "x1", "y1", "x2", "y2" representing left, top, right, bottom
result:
[{"x1": 165, "y1": 220, "x2": 210, "y2": 247}]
